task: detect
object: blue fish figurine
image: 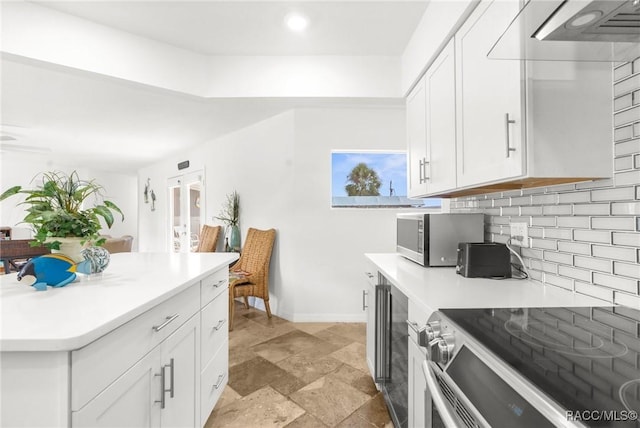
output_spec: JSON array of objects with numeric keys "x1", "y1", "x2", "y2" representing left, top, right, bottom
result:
[{"x1": 17, "y1": 254, "x2": 91, "y2": 291}]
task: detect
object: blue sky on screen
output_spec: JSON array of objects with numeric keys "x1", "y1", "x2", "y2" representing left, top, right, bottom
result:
[{"x1": 331, "y1": 152, "x2": 407, "y2": 197}]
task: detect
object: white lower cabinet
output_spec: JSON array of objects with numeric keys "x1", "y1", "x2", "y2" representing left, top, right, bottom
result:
[
  {"x1": 70, "y1": 267, "x2": 230, "y2": 428},
  {"x1": 73, "y1": 311, "x2": 200, "y2": 428}
]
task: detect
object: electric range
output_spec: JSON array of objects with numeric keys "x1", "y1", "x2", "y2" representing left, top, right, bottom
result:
[{"x1": 423, "y1": 306, "x2": 640, "y2": 427}]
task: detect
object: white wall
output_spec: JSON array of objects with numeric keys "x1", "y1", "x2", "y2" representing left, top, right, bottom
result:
[
  {"x1": 0, "y1": 151, "x2": 137, "y2": 244},
  {"x1": 137, "y1": 106, "x2": 405, "y2": 322}
]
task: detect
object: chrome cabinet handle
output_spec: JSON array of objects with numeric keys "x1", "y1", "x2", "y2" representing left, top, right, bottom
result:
[
  {"x1": 213, "y1": 279, "x2": 227, "y2": 288},
  {"x1": 213, "y1": 374, "x2": 225, "y2": 390},
  {"x1": 155, "y1": 358, "x2": 175, "y2": 408},
  {"x1": 167, "y1": 358, "x2": 175, "y2": 399},
  {"x1": 153, "y1": 314, "x2": 180, "y2": 332},
  {"x1": 423, "y1": 158, "x2": 430, "y2": 181},
  {"x1": 422, "y1": 360, "x2": 462, "y2": 427},
  {"x1": 362, "y1": 290, "x2": 368, "y2": 311},
  {"x1": 154, "y1": 365, "x2": 167, "y2": 409},
  {"x1": 418, "y1": 158, "x2": 424, "y2": 184},
  {"x1": 505, "y1": 113, "x2": 516, "y2": 158},
  {"x1": 213, "y1": 319, "x2": 226, "y2": 331}
]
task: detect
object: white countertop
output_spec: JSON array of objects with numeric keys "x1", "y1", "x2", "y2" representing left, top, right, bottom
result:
[
  {"x1": 365, "y1": 253, "x2": 610, "y2": 320},
  {"x1": 0, "y1": 252, "x2": 238, "y2": 352}
]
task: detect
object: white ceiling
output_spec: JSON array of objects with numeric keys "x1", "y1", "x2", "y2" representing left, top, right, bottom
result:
[
  {"x1": 1, "y1": 1, "x2": 428, "y2": 174},
  {"x1": 34, "y1": 1, "x2": 428, "y2": 56}
]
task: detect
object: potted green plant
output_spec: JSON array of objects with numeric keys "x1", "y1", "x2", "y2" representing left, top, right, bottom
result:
[
  {"x1": 0, "y1": 170, "x2": 124, "y2": 261},
  {"x1": 214, "y1": 191, "x2": 240, "y2": 252}
]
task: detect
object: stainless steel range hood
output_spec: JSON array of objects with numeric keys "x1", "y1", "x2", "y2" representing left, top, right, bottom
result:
[{"x1": 489, "y1": 0, "x2": 640, "y2": 61}]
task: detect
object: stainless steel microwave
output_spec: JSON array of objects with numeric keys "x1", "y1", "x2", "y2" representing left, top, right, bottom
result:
[{"x1": 396, "y1": 213, "x2": 484, "y2": 266}]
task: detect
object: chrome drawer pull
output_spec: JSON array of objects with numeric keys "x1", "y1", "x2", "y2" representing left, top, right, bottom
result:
[
  {"x1": 362, "y1": 290, "x2": 368, "y2": 311},
  {"x1": 213, "y1": 319, "x2": 226, "y2": 331},
  {"x1": 153, "y1": 313, "x2": 180, "y2": 332},
  {"x1": 213, "y1": 279, "x2": 227, "y2": 288},
  {"x1": 213, "y1": 374, "x2": 225, "y2": 390},
  {"x1": 168, "y1": 358, "x2": 175, "y2": 399}
]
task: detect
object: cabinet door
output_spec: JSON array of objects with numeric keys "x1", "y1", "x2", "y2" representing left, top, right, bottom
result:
[
  {"x1": 407, "y1": 76, "x2": 428, "y2": 198},
  {"x1": 456, "y1": 0, "x2": 523, "y2": 188},
  {"x1": 161, "y1": 314, "x2": 200, "y2": 428},
  {"x1": 408, "y1": 336, "x2": 427, "y2": 428},
  {"x1": 363, "y1": 270, "x2": 376, "y2": 379},
  {"x1": 72, "y1": 348, "x2": 162, "y2": 428},
  {"x1": 425, "y1": 39, "x2": 457, "y2": 194}
]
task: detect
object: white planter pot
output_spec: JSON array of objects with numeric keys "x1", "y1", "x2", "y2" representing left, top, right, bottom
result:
[{"x1": 48, "y1": 237, "x2": 88, "y2": 263}]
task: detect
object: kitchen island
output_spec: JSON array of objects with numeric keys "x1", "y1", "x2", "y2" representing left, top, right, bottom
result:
[{"x1": 0, "y1": 251, "x2": 238, "y2": 428}]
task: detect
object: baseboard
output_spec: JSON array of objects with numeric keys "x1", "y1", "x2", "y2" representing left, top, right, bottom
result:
[{"x1": 238, "y1": 298, "x2": 366, "y2": 323}]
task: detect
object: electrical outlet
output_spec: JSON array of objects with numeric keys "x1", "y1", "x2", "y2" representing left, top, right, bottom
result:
[{"x1": 510, "y1": 222, "x2": 529, "y2": 247}]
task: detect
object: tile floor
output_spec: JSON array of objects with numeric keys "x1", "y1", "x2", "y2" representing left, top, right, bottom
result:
[{"x1": 205, "y1": 302, "x2": 392, "y2": 428}]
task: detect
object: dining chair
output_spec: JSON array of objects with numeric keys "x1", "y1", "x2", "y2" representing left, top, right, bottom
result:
[
  {"x1": 228, "y1": 227, "x2": 276, "y2": 330},
  {"x1": 196, "y1": 225, "x2": 221, "y2": 252}
]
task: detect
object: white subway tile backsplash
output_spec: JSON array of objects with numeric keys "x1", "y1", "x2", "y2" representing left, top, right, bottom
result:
[
  {"x1": 557, "y1": 241, "x2": 591, "y2": 255},
  {"x1": 614, "y1": 125, "x2": 634, "y2": 142},
  {"x1": 558, "y1": 191, "x2": 591, "y2": 204},
  {"x1": 574, "y1": 256, "x2": 612, "y2": 273},
  {"x1": 591, "y1": 186, "x2": 636, "y2": 201},
  {"x1": 543, "y1": 251, "x2": 574, "y2": 265},
  {"x1": 614, "y1": 63, "x2": 633, "y2": 81},
  {"x1": 573, "y1": 229, "x2": 612, "y2": 244},
  {"x1": 591, "y1": 216, "x2": 636, "y2": 231},
  {"x1": 615, "y1": 106, "x2": 640, "y2": 127},
  {"x1": 544, "y1": 228, "x2": 572, "y2": 240},
  {"x1": 634, "y1": 122, "x2": 640, "y2": 137},
  {"x1": 614, "y1": 155, "x2": 633, "y2": 171},
  {"x1": 558, "y1": 265, "x2": 592, "y2": 282},
  {"x1": 615, "y1": 94, "x2": 633, "y2": 111},
  {"x1": 521, "y1": 248, "x2": 544, "y2": 260},
  {"x1": 544, "y1": 273, "x2": 574, "y2": 290},
  {"x1": 613, "y1": 261, "x2": 640, "y2": 279},
  {"x1": 531, "y1": 238, "x2": 557, "y2": 250},
  {"x1": 615, "y1": 169, "x2": 640, "y2": 187},
  {"x1": 501, "y1": 207, "x2": 520, "y2": 216},
  {"x1": 530, "y1": 259, "x2": 558, "y2": 274},
  {"x1": 520, "y1": 206, "x2": 543, "y2": 216},
  {"x1": 532, "y1": 216, "x2": 557, "y2": 227},
  {"x1": 542, "y1": 205, "x2": 572, "y2": 215},
  {"x1": 614, "y1": 74, "x2": 640, "y2": 97},
  {"x1": 573, "y1": 203, "x2": 611, "y2": 216},
  {"x1": 556, "y1": 216, "x2": 591, "y2": 228},
  {"x1": 592, "y1": 245, "x2": 637, "y2": 262},
  {"x1": 611, "y1": 201, "x2": 640, "y2": 215},
  {"x1": 510, "y1": 196, "x2": 531, "y2": 206},
  {"x1": 493, "y1": 198, "x2": 511, "y2": 207},
  {"x1": 593, "y1": 272, "x2": 639, "y2": 294},
  {"x1": 575, "y1": 178, "x2": 614, "y2": 190},
  {"x1": 478, "y1": 199, "x2": 493, "y2": 208},
  {"x1": 532, "y1": 194, "x2": 558, "y2": 205},
  {"x1": 528, "y1": 227, "x2": 544, "y2": 238},
  {"x1": 612, "y1": 232, "x2": 640, "y2": 247}
]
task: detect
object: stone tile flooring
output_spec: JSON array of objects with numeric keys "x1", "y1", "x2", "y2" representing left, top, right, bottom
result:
[{"x1": 205, "y1": 302, "x2": 392, "y2": 428}]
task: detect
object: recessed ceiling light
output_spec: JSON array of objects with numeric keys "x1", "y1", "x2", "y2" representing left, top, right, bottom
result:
[{"x1": 285, "y1": 13, "x2": 309, "y2": 32}]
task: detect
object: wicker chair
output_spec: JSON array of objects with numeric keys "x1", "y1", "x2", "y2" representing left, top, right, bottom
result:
[
  {"x1": 196, "y1": 225, "x2": 221, "y2": 252},
  {"x1": 229, "y1": 227, "x2": 276, "y2": 330}
]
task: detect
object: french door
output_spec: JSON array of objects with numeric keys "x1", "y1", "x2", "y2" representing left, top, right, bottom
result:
[{"x1": 168, "y1": 171, "x2": 205, "y2": 253}]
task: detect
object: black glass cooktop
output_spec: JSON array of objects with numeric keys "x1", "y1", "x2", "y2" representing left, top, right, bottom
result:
[{"x1": 441, "y1": 306, "x2": 640, "y2": 428}]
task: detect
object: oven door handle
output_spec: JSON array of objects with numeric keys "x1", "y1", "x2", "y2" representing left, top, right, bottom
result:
[{"x1": 422, "y1": 360, "x2": 464, "y2": 428}]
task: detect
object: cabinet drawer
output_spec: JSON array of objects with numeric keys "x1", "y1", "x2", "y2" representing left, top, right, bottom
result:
[
  {"x1": 200, "y1": 268, "x2": 228, "y2": 307},
  {"x1": 71, "y1": 285, "x2": 199, "y2": 411},
  {"x1": 200, "y1": 339, "x2": 228, "y2": 427},
  {"x1": 201, "y1": 291, "x2": 229, "y2": 367}
]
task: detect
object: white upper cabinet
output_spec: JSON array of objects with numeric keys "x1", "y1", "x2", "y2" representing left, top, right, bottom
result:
[
  {"x1": 407, "y1": 76, "x2": 428, "y2": 198},
  {"x1": 425, "y1": 39, "x2": 457, "y2": 194},
  {"x1": 408, "y1": 0, "x2": 612, "y2": 198},
  {"x1": 455, "y1": 0, "x2": 523, "y2": 187}
]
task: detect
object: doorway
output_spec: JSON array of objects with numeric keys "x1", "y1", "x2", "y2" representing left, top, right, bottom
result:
[{"x1": 168, "y1": 170, "x2": 205, "y2": 253}]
